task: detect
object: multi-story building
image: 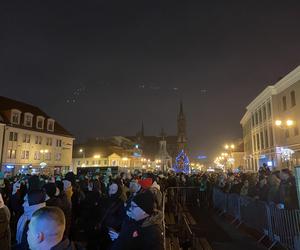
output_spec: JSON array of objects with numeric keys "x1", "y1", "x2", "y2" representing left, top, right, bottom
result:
[
  {"x1": 0, "y1": 96, "x2": 74, "y2": 175},
  {"x1": 72, "y1": 144, "x2": 144, "y2": 173},
  {"x1": 241, "y1": 66, "x2": 300, "y2": 171}
]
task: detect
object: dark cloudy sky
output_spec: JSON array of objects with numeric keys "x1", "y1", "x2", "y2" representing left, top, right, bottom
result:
[{"x1": 1, "y1": 1, "x2": 300, "y2": 159}]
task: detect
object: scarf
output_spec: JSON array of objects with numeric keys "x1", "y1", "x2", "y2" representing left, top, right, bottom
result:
[{"x1": 16, "y1": 200, "x2": 46, "y2": 243}]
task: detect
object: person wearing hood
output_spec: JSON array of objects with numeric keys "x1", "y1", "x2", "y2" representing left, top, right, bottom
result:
[
  {"x1": 125, "y1": 180, "x2": 142, "y2": 211},
  {"x1": 149, "y1": 181, "x2": 162, "y2": 210},
  {"x1": 110, "y1": 190, "x2": 164, "y2": 250},
  {"x1": 97, "y1": 182, "x2": 126, "y2": 250},
  {"x1": 16, "y1": 190, "x2": 46, "y2": 249}
]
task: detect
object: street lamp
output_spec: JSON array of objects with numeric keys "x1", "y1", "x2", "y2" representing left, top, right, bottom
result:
[
  {"x1": 79, "y1": 148, "x2": 85, "y2": 158},
  {"x1": 275, "y1": 119, "x2": 295, "y2": 128},
  {"x1": 224, "y1": 143, "x2": 235, "y2": 171}
]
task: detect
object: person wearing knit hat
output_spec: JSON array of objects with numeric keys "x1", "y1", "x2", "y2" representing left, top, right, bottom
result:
[{"x1": 110, "y1": 190, "x2": 164, "y2": 250}]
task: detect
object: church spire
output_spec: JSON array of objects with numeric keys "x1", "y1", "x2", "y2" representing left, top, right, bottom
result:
[
  {"x1": 179, "y1": 100, "x2": 184, "y2": 117},
  {"x1": 141, "y1": 121, "x2": 144, "y2": 137},
  {"x1": 177, "y1": 100, "x2": 187, "y2": 152}
]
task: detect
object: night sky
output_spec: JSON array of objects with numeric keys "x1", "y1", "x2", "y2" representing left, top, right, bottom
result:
[{"x1": 1, "y1": 1, "x2": 300, "y2": 159}]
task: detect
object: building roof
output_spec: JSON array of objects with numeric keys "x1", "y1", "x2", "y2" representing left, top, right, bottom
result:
[{"x1": 0, "y1": 96, "x2": 73, "y2": 137}]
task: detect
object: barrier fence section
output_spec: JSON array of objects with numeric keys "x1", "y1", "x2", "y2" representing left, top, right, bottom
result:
[
  {"x1": 163, "y1": 187, "x2": 208, "y2": 250},
  {"x1": 213, "y1": 187, "x2": 300, "y2": 250}
]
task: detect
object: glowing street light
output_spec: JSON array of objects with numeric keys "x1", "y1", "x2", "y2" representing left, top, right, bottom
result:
[
  {"x1": 275, "y1": 119, "x2": 295, "y2": 128},
  {"x1": 287, "y1": 120, "x2": 294, "y2": 126}
]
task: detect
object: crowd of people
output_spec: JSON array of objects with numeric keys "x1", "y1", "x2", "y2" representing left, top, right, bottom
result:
[
  {"x1": 214, "y1": 164, "x2": 299, "y2": 209},
  {"x1": 0, "y1": 164, "x2": 298, "y2": 250}
]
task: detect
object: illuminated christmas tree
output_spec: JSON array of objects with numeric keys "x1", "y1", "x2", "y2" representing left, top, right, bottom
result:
[{"x1": 173, "y1": 150, "x2": 190, "y2": 174}]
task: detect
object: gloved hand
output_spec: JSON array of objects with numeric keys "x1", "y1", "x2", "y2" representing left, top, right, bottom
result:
[{"x1": 108, "y1": 229, "x2": 119, "y2": 241}]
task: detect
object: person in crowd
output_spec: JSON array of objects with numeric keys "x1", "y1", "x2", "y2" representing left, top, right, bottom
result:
[
  {"x1": 27, "y1": 206, "x2": 76, "y2": 250},
  {"x1": 98, "y1": 182, "x2": 126, "y2": 250},
  {"x1": 267, "y1": 173, "x2": 280, "y2": 204},
  {"x1": 0, "y1": 193, "x2": 11, "y2": 250},
  {"x1": 240, "y1": 180, "x2": 249, "y2": 196},
  {"x1": 16, "y1": 189, "x2": 46, "y2": 249},
  {"x1": 109, "y1": 190, "x2": 164, "y2": 250}
]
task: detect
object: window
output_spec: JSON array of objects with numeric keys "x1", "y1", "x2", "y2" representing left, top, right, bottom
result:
[
  {"x1": 255, "y1": 112, "x2": 258, "y2": 125},
  {"x1": 282, "y1": 96, "x2": 287, "y2": 111},
  {"x1": 11, "y1": 110, "x2": 21, "y2": 124},
  {"x1": 251, "y1": 114, "x2": 255, "y2": 127},
  {"x1": 86, "y1": 160, "x2": 89, "y2": 165},
  {"x1": 262, "y1": 106, "x2": 267, "y2": 121},
  {"x1": 22, "y1": 134, "x2": 31, "y2": 143},
  {"x1": 260, "y1": 131, "x2": 264, "y2": 149},
  {"x1": 294, "y1": 126, "x2": 299, "y2": 136},
  {"x1": 77, "y1": 161, "x2": 81, "y2": 165},
  {"x1": 46, "y1": 138, "x2": 53, "y2": 146},
  {"x1": 24, "y1": 113, "x2": 33, "y2": 127},
  {"x1": 36, "y1": 116, "x2": 44, "y2": 129},
  {"x1": 55, "y1": 153, "x2": 61, "y2": 161},
  {"x1": 256, "y1": 134, "x2": 260, "y2": 150},
  {"x1": 269, "y1": 126, "x2": 274, "y2": 146},
  {"x1": 258, "y1": 109, "x2": 262, "y2": 123},
  {"x1": 34, "y1": 151, "x2": 41, "y2": 160},
  {"x1": 291, "y1": 91, "x2": 296, "y2": 107},
  {"x1": 267, "y1": 102, "x2": 272, "y2": 118},
  {"x1": 21, "y1": 150, "x2": 30, "y2": 159},
  {"x1": 56, "y1": 139, "x2": 62, "y2": 147},
  {"x1": 35, "y1": 136, "x2": 42, "y2": 144},
  {"x1": 47, "y1": 119, "x2": 55, "y2": 132},
  {"x1": 7, "y1": 149, "x2": 16, "y2": 159},
  {"x1": 285, "y1": 129, "x2": 290, "y2": 138},
  {"x1": 264, "y1": 129, "x2": 269, "y2": 148},
  {"x1": 45, "y1": 152, "x2": 51, "y2": 160},
  {"x1": 9, "y1": 132, "x2": 18, "y2": 141}
]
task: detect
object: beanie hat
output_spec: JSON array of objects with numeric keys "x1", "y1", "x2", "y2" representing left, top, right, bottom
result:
[
  {"x1": 133, "y1": 190, "x2": 155, "y2": 215},
  {"x1": 138, "y1": 178, "x2": 153, "y2": 189}
]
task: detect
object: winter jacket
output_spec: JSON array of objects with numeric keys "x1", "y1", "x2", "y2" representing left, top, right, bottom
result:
[
  {"x1": 0, "y1": 205, "x2": 11, "y2": 250},
  {"x1": 111, "y1": 211, "x2": 164, "y2": 250},
  {"x1": 50, "y1": 238, "x2": 78, "y2": 250}
]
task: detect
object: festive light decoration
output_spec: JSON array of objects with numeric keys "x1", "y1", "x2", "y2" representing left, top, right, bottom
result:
[{"x1": 172, "y1": 150, "x2": 190, "y2": 174}]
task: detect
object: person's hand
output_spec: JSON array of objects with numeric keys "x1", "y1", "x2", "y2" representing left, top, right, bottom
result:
[{"x1": 108, "y1": 229, "x2": 119, "y2": 241}]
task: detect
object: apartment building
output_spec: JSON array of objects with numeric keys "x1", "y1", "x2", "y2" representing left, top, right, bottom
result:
[
  {"x1": 241, "y1": 66, "x2": 300, "y2": 171},
  {"x1": 0, "y1": 96, "x2": 74, "y2": 175}
]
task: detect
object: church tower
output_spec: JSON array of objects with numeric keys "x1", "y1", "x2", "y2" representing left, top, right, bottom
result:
[{"x1": 177, "y1": 101, "x2": 187, "y2": 152}]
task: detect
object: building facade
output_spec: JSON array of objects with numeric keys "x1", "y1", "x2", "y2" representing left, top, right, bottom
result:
[
  {"x1": 0, "y1": 96, "x2": 74, "y2": 175},
  {"x1": 241, "y1": 66, "x2": 300, "y2": 171}
]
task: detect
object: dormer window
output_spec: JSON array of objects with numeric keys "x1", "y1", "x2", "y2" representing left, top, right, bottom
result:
[
  {"x1": 11, "y1": 109, "x2": 21, "y2": 124},
  {"x1": 36, "y1": 116, "x2": 45, "y2": 129},
  {"x1": 47, "y1": 119, "x2": 55, "y2": 132},
  {"x1": 24, "y1": 113, "x2": 33, "y2": 127}
]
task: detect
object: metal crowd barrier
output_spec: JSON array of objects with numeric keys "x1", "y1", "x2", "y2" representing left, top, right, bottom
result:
[
  {"x1": 163, "y1": 186, "x2": 208, "y2": 250},
  {"x1": 213, "y1": 187, "x2": 300, "y2": 250}
]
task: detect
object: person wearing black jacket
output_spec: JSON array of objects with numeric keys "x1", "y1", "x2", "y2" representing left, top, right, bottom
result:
[{"x1": 110, "y1": 190, "x2": 163, "y2": 250}]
